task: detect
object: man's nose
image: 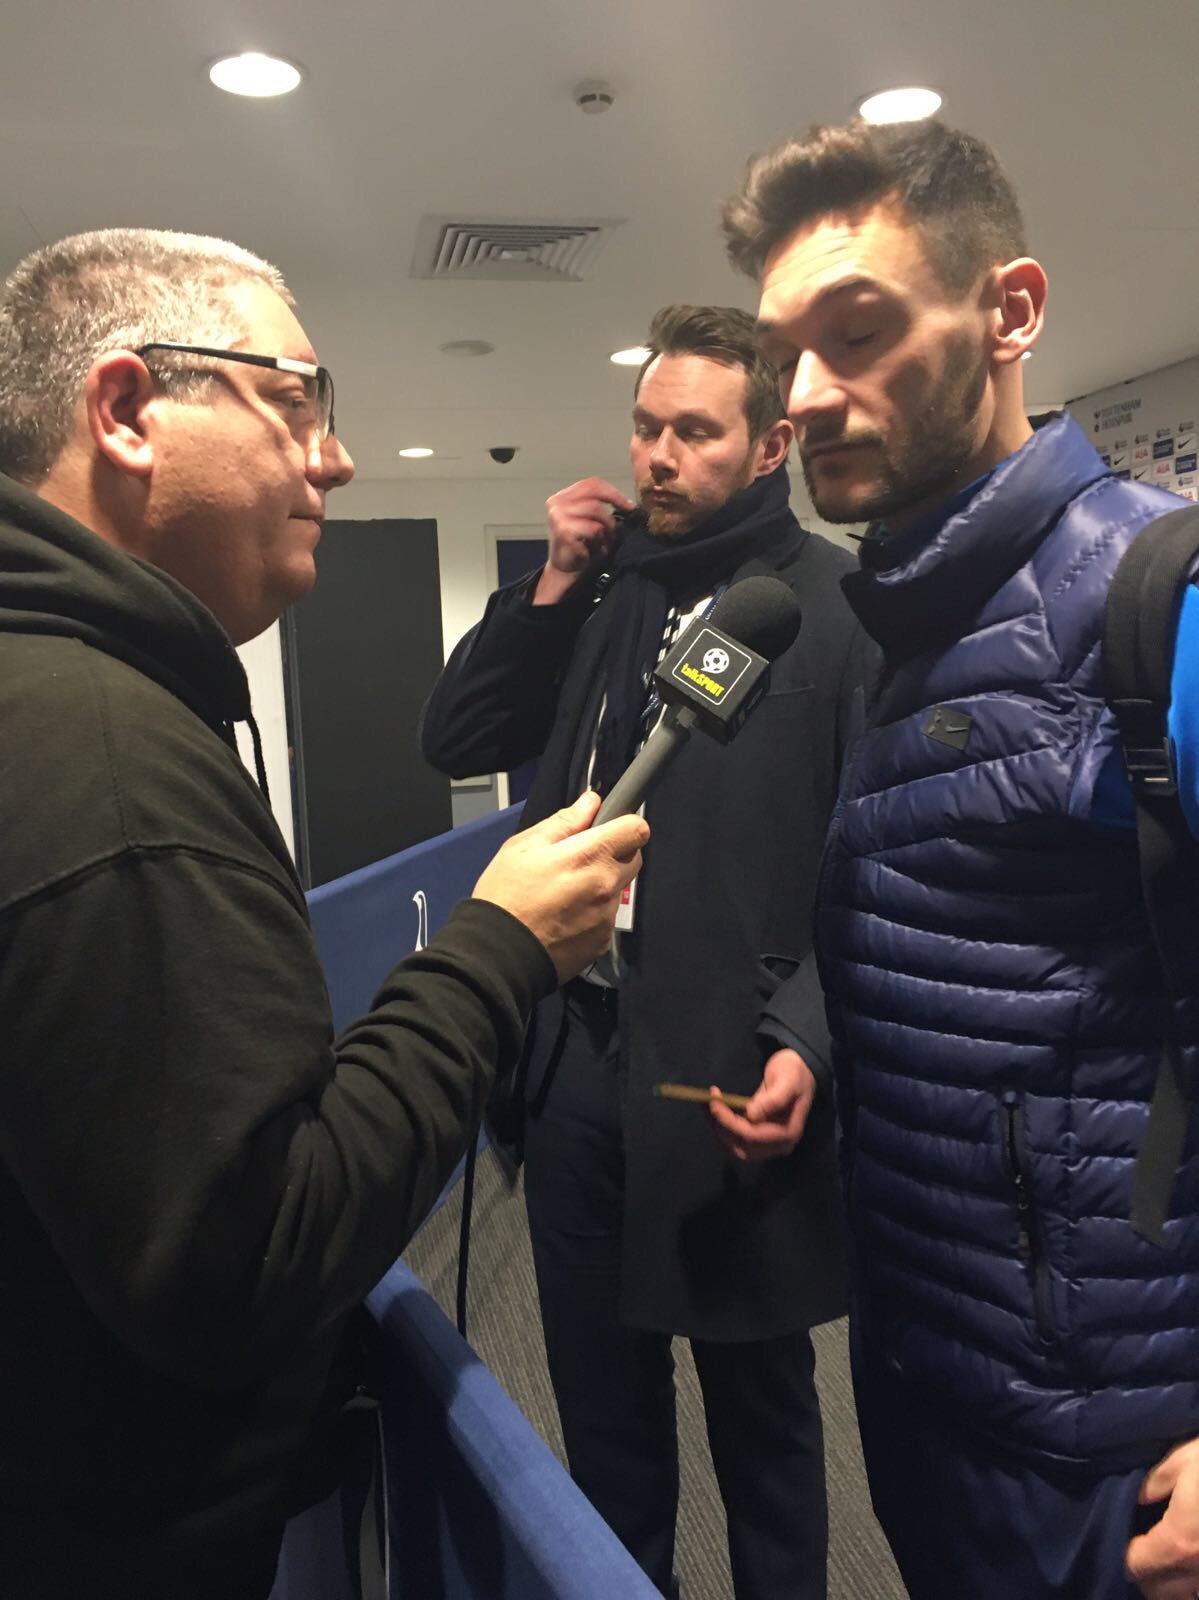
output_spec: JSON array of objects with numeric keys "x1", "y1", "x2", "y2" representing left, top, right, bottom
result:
[
  {"x1": 786, "y1": 352, "x2": 846, "y2": 433},
  {"x1": 307, "y1": 432, "x2": 355, "y2": 489},
  {"x1": 648, "y1": 433, "x2": 678, "y2": 476}
]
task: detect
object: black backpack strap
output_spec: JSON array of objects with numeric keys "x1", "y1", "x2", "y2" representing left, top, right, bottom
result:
[{"x1": 1103, "y1": 505, "x2": 1199, "y2": 1243}]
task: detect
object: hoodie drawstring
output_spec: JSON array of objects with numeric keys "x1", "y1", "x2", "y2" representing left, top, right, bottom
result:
[
  {"x1": 222, "y1": 713, "x2": 273, "y2": 804},
  {"x1": 245, "y1": 712, "x2": 271, "y2": 805}
]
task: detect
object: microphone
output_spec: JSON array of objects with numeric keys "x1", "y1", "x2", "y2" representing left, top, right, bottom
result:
[{"x1": 594, "y1": 575, "x2": 803, "y2": 824}]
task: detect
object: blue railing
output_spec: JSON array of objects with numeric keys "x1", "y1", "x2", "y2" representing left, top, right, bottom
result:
[{"x1": 272, "y1": 810, "x2": 659, "y2": 1599}]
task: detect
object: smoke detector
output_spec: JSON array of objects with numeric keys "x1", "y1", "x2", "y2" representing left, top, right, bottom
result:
[{"x1": 573, "y1": 79, "x2": 615, "y2": 114}]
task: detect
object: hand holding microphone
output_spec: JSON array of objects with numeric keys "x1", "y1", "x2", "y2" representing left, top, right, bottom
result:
[
  {"x1": 593, "y1": 575, "x2": 810, "y2": 1156},
  {"x1": 473, "y1": 792, "x2": 649, "y2": 983},
  {"x1": 478, "y1": 577, "x2": 801, "y2": 985}
]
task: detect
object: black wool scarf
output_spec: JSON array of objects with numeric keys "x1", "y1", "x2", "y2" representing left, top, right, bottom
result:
[{"x1": 589, "y1": 464, "x2": 796, "y2": 797}]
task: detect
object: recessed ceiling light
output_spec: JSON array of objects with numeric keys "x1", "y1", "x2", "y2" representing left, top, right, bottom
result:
[
  {"x1": 610, "y1": 346, "x2": 652, "y2": 367},
  {"x1": 439, "y1": 340, "x2": 495, "y2": 358},
  {"x1": 398, "y1": 447, "x2": 435, "y2": 459},
  {"x1": 857, "y1": 86, "x2": 942, "y2": 125},
  {"x1": 209, "y1": 52, "x2": 303, "y2": 98}
]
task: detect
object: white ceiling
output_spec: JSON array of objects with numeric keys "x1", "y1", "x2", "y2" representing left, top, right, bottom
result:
[{"x1": 4, "y1": 0, "x2": 1198, "y2": 489}]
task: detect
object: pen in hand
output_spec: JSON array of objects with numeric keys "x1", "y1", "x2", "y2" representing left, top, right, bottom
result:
[{"x1": 654, "y1": 1083, "x2": 751, "y2": 1112}]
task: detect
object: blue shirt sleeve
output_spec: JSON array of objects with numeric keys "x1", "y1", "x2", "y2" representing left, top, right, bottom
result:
[{"x1": 1167, "y1": 580, "x2": 1199, "y2": 840}]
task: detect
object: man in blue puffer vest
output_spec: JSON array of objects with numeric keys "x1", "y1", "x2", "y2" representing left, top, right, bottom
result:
[{"x1": 718, "y1": 120, "x2": 1199, "y2": 1600}]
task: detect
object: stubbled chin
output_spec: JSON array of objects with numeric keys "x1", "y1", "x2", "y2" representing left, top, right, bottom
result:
[
  {"x1": 811, "y1": 490, "x2": 868, "y2": 522},
  {"x1": 804, "y1": 468, "x2": 874, "y2": 523}
]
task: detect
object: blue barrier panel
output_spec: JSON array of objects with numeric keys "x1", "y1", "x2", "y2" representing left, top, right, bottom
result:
[
  {"x1": 274, "y1": 808, "x2": 658, "y2": 1598},
  {"x1": 307, "y1": 806, "x2": 522, "y2": 1034},
  {"x1": 368, "y1": 1261, "x2": 661, "y2": 1600},
  {"x1": 307, "y1": 804, "x2": 523, "y2": 1221}
]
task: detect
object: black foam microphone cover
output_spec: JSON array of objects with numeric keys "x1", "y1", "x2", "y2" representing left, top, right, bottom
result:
[
  {"x1": 592, "y1": 575, "x2": 802, "y2": 824},
  {"x1": 708, "y1": 575, "x2": 802, "y2": 663}
]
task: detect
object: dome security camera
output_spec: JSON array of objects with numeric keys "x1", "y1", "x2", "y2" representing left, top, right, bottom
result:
[
  {"x1": 573, "y1": 80, "x2": 615, "y2": 114},
  {"x1": 489, "y1": 446, "x2": 518, "y2": 464}
]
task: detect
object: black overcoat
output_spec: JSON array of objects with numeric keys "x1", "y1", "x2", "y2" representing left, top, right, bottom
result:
[{"x1": 422, "y1": 510, "x2": 874, "y2": 1340}]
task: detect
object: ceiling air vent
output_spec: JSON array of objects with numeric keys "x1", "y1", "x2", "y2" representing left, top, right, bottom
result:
[{"x1": 410, "y1": 216, "x2": 623, "y2": 283}]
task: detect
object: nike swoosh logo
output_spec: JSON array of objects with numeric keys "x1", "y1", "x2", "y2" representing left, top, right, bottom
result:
[{"x1": 923, "y1": 705, "x2": 974, "y2": 748}]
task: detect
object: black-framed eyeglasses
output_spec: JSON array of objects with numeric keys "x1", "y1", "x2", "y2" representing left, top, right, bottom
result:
[{"x1": 134, "y1": 342, "x2": 336, "y2": 439}]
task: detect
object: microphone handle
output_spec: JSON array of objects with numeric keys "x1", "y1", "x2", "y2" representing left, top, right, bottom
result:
[{"x1": 593, "y1": 705, "x2": 697, "y2": 825}]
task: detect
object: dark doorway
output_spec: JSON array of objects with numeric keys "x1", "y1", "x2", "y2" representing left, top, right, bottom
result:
[{"x1": 284, "y1": 518, "x2": 451, "y2": 888}]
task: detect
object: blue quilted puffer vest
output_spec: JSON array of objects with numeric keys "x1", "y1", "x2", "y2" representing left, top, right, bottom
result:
[{"x1": 821, "y1": 415, "x2": 1199, "y2": 1470}]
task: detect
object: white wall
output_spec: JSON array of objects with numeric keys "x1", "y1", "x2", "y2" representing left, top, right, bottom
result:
[{"x1": 234, "y1": 623, "x2": 295, "y2": 859}]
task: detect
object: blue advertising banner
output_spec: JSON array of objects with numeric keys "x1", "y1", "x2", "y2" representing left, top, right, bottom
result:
[{"x1": 1069, "y1": 358, "x2": 1199, "y2": 505}]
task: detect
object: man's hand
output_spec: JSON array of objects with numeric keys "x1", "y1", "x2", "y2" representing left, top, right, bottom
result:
[
  {"x1": 533, "y1": 477, "x2": 635, "y2": 605},
  {"x1": 473, "y1": 791, "x2": 648, "y2": 983},
  {"x1": 708, "y1": 1048, "x2": 816, "y2": 1163},
  {"x1": 1127, "y1": 1438, "x2": 1199, "y2": 1598}
]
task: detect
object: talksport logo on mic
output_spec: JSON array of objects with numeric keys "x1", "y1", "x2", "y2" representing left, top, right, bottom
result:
[
  {"x1": 679, "y1": 661, "x2": 727, "y2": 698},
  {"x1": 671, "y1": 627, "x2": 753, "y2": 704}
]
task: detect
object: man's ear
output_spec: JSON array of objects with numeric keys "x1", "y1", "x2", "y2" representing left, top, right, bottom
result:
[
  {"x1": 85, "y1": 352, "x2": 157, "y2": 478},
  {"x1": 754, "y1": 417, "x2": 794, "y2": 478},
  {"x1": 988, "y1": 257, "x2": 1048, "y2": 368}
]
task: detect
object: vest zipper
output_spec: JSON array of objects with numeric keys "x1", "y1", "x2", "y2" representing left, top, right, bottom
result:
[
  {"x1": 815, "y1": 735, "x2": 866, "y2": 917},
  {"x1": 810, "y1": 739, "x2": 869, "y2": 1197},
  {"x1": 1001, "y1": 1092, "x2": 1054, "y2": 1342}
]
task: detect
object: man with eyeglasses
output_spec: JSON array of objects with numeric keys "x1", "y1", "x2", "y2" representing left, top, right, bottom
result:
[{"x1": 0, "y1": 227, "x2": 647, "y2": 1599}]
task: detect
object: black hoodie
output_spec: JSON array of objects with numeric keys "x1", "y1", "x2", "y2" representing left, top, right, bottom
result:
[{"x1": 0, "y1": 473, "x2": 555, "y2": 1597}]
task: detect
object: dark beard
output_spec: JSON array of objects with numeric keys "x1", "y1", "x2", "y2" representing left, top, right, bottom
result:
[
  {"x1": 639, "y1": 451, "x2": 758, "y2": 539},
  {"x1": 802, "y1": 333, "x2": 990, "y2": 525},
  {"x1": 643, "y1": 495, "x2": 698, "y2": 538}
]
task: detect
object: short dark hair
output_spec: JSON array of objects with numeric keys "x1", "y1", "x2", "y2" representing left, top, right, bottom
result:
[
  {"x1": 634, "y1": 303, "x2": 785, "y2": 440},
  {"x1": 722, "y1": 120, "x2": 1026, "y2": 293}
]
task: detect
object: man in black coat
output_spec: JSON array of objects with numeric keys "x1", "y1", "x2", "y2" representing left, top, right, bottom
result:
[{"x1": 422, "y1": 304, "x2": 873, "y2": 1600}]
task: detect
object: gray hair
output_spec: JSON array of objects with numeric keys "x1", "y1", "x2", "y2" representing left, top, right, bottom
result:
[{"x1": 0, "y1": 227, "x2": 293, "y2": 483}]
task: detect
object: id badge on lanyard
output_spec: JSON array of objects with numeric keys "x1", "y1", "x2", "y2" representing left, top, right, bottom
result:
[
  {"x1": 612, "y1": 585, "x2": 725, "y2": 936},
  {"x1": 615, "y1": 875, "x2": 638, "y2": 932}
]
